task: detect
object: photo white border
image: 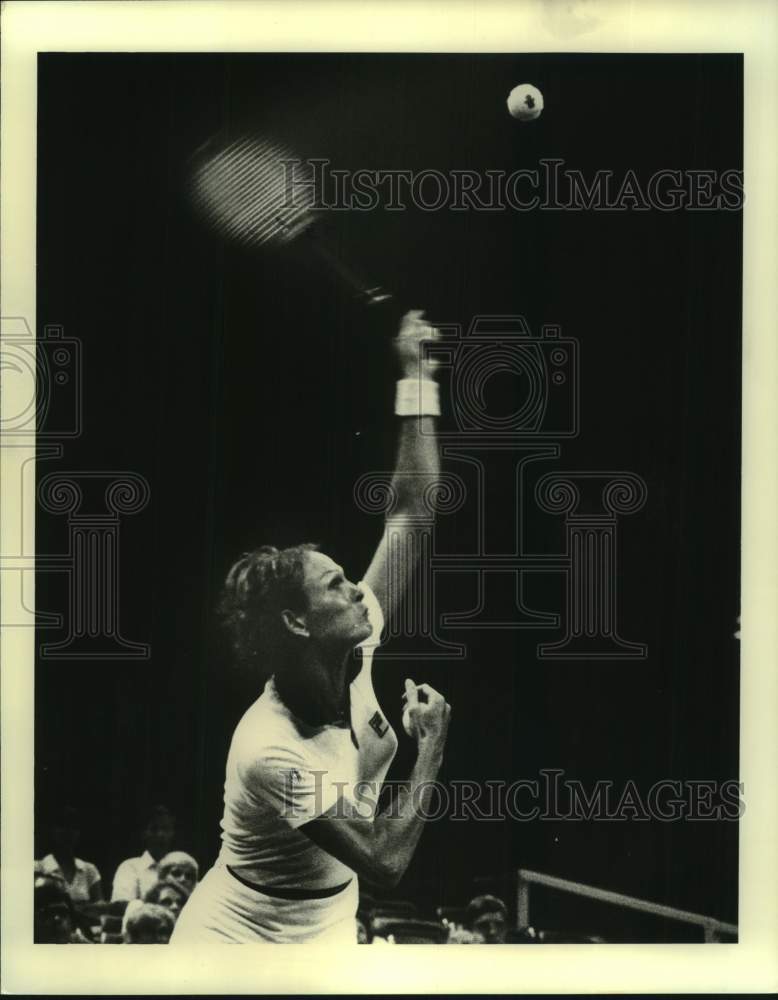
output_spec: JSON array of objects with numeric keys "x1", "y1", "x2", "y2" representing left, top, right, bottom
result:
[{"x1": 2, "y1": 0, "x2": 776, "y2": 993}]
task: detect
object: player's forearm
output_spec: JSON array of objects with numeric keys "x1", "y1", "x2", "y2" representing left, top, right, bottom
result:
[
  {"x1": 390, "y1": 413, "x2": 440, "y2": 515},
  {"x1": 389, "y1": 310, "x2": 441, "y2": 515},
  {"x1": 299, "y1": 686, "x2": 449, "y2": 889},
  {"x1": 371, "y1": 741, "x2": 444, "y2": 886}
]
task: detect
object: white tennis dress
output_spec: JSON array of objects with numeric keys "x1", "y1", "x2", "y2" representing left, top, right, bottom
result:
[{"x1": 172, "y1": 583, "x2": 398, "y2": 943}]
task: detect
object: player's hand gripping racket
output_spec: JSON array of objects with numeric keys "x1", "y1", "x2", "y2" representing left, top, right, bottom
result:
[{"x1": 188, "y1": 132, "x2": 394, "y2": 309}]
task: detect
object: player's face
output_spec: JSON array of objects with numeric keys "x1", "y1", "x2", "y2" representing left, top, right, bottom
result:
[{"x1": 300, "y1": 551, "x2": 372, "y2": 649}]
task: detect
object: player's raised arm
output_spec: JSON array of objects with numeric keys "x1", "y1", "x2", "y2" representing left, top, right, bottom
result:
[{"x1": 363, "y1": 310, "x2": 441, "y2": 625}]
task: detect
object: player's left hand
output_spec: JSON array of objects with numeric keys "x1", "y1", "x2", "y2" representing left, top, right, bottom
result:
[{"x1": 401, "y1": 678, "x2": 451, "y2": 748}]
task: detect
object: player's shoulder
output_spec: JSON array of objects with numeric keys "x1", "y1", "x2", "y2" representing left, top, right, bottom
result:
[
  {"x1": 233, "y1": 679, "x2": 286, "y2": 732},
  {"x1": 230, "y1": 688, "x2": 309, "y2": 770}
]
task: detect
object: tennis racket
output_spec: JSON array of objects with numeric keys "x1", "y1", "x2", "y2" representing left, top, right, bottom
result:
[{"x1": 188, "y1": 131, "x2": 394, "y2": 308}]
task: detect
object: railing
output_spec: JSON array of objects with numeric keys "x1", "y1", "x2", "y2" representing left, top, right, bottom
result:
[{"x1": 516, "y1": 868, "x2": 738, "y2": 943}]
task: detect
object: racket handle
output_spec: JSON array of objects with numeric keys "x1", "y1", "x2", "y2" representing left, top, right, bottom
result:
[{"x1": 301, "y1": 229, "x2": 395, "y2": 309}]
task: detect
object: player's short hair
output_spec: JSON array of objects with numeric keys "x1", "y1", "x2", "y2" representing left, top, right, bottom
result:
[{"x1": 218, "y1": 543, "x2": 319, "y2": 677}]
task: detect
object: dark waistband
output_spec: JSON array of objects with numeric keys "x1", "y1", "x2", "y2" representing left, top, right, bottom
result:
[{"x1": 226, "y1": 865, "x2": 352, "y2": 900}]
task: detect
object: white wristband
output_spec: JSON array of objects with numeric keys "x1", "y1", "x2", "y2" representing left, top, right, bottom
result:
[{"x1": 394, "y1": 378, "x2": 440, "y2": 417}]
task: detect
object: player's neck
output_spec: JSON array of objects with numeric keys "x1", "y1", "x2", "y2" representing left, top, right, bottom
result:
[{"x1": 275, "y1": 647, "x2": 349, "y2": 727}]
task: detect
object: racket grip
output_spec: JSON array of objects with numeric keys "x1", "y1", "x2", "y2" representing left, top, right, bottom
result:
[{"x1": 302, "y1": 229, "x2": 396, "y2": 311}]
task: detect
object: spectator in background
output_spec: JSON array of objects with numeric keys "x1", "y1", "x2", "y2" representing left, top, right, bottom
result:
[
  {"x1": 465, "y1": 894, "x2": 509, "y2": 944},
  {"x1": 156, "y1": 851, "x2": 199, "y2": 897},
  {"x1": 122, "y1": 902, "x2": 175, "y2": 944},
  {"x1": 144, "y1": 879, "x2": 189, "y2": 922},
  {"x1": 111, "y1": 805, "x2": 176, "y2": 902},
  {"x1": 445, "y1": 923, "x2": 484, "y2": 944},
  {"x1": 36, "y1": 804, "x2": 103, "y2": 904},
  {"x1": 34, "y1": 874, "x2": 90, "y2": 943},
  {"x1": 356, "y1": 914, "x2": 372, "y2": 944}
]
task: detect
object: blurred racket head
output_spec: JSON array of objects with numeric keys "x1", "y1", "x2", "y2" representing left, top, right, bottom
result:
[
  {"x1": 188, "y1": 132, "x2": 317, "y2": 249},
  {"x1": 187, "y1": 129, "x2": 394, "y2": 311}
]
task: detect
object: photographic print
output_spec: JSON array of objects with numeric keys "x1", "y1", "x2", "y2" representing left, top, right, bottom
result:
[{"x1": 2, "y1": 1, "x2": 777, "y2": 995}]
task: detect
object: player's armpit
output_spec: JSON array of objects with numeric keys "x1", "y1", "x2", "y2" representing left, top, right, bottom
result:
[{"x1": 299, "y1": 800, "x2": 399, "y2": 889}]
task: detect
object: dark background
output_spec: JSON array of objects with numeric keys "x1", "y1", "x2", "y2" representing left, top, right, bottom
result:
[{"x1": 35, "y1": 53, "x2": 741, "y2": 942}]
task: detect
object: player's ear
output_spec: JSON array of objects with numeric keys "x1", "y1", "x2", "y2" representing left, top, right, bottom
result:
[{"x1": 281, "y1": 608, "x2": 309, "y2": 639}]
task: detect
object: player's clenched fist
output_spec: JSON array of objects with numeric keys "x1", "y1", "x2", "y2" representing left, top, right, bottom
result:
[
  {"x1": 394, "y1": 309, "x2": 440, "y2": 381},
  {"x1": 402, "y1": 678, "x2": 451, "y2": 753}
]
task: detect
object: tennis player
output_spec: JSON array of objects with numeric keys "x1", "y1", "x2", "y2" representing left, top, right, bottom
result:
[{"x1": 172, "y1": 309, "x2": 451, "y2": 944}]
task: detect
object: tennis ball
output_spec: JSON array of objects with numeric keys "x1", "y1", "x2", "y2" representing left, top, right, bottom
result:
[{"x1": 507, "y1": 83, "x2": 544, "y2": 121}]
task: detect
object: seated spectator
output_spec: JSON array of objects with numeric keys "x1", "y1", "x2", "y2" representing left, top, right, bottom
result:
[
  {"x1": 465, "y1": 894, "x2": 509, "y2": 944},
  {"x1": 34, "y1": 874, "x2": 90, "y2": 943},
  {"x1": 446, "y1": 923, "x2": 484, "y2": 943},
  {"x1": 143, "y1": 878, "x2": 189, "y2": 921},
  {"x1": 122, "y1": 902, "x2": 175, "y2": 944},
  {"x1": 156, "y1": 850, "x2": 198, "y2": 897},
  {"x1": 36, "y1": 804, "x2": 103, "y2": 904},
  {"x1": 356, "y1": 914, "x2": 372, "y2": 944},
  {"x1": 111, "y1": 805, "x2": 176, "y2": 902}
]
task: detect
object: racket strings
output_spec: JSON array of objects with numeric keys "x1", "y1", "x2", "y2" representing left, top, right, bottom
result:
[{"x1": 190, "y1": 134, "x2": 317, "y2": 248}]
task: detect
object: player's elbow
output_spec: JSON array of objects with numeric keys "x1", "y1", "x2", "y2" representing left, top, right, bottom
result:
[{"x1": 387, "y1": 495, "x2": 435, "y2": 527}]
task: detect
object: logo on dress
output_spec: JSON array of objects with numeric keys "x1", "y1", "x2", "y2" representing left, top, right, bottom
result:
[{"x1": 368, "y1": 711, "x2": 389, "y2": 738}]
